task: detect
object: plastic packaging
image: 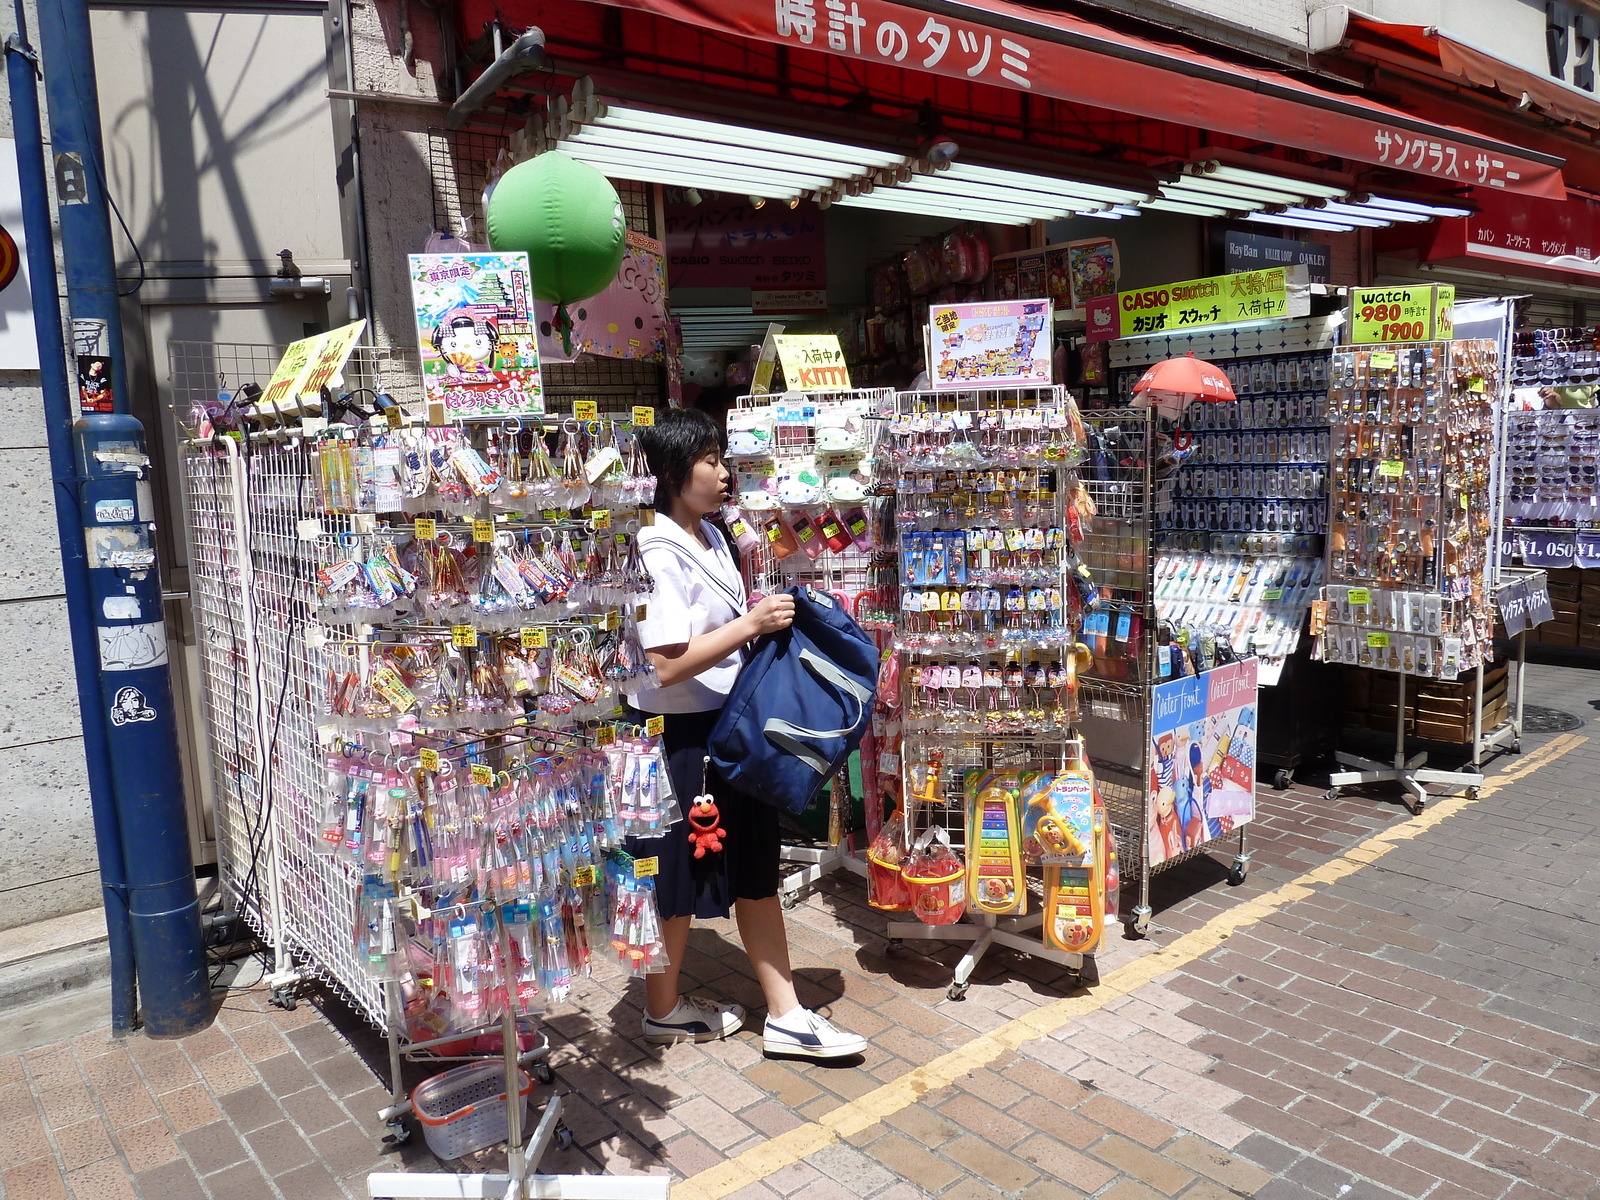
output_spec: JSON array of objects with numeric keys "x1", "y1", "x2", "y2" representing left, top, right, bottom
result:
[{"x1": 901, "y1": 825, "x2": 966, "y2": 925}]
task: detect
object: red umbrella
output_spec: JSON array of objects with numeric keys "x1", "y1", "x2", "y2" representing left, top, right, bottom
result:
[{"x1": 1131, "y1": 353, "x2": 1236, "y2": 419}]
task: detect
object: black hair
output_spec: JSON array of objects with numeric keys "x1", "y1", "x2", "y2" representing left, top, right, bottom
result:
[
  {"x1": 639, "y1": 407, "x2": 725, "y2": 512},
  {"x1": 431, "y1": 311, "x2": 497, "y2": 354}
]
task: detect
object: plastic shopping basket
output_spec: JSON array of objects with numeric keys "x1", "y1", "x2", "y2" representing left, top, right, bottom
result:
[{"x1": 409, "y1": 1061, "x2": 534, "y2": 1159}]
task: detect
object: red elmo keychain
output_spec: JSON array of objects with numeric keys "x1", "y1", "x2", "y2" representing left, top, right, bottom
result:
[{"x1": 686, "y1": 792, "x2": 725, "y2": 858}]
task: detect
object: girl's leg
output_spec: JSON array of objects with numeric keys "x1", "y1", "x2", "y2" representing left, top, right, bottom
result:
[
  {"x1": 734, "y1": 895, "x2": 800, "y2": 1018},
  {"x1": 643, "y1": 914, "x2": 694, "y2": 1020}
]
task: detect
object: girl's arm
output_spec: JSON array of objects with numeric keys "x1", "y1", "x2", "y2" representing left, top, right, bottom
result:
[{"x1": 646, "y1": 595, "x2": 794, "y2": 688}]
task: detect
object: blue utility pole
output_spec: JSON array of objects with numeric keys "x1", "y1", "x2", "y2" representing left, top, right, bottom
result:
[{"x1": 26, "y1": 0, "x2": 210, "y2": 1036}]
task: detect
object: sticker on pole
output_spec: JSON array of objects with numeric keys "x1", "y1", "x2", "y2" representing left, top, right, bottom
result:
[
  {"x1": 97, "y1": 623, "x2": 169, "y2": 671},
  {"x1": 109, "y1": 686, "x2": 157, "y2": 726}
]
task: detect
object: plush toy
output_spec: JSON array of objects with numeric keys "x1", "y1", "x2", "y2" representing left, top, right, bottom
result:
[
  {"x1": 485, "y1": 151, "x2": 627, "y2": 354},
  {"x1": 686, "y1": 792, "x2": 725, "y2": 858}
]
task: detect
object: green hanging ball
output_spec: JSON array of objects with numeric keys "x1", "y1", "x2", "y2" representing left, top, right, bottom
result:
[{"x1": 486, "y1": 151, "x2": 627, "y2": 305}]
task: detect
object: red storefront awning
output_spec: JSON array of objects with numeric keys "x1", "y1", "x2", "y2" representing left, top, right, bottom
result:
[
  {"x1": 583, "y1": 0, "x2": 1565, "y2": 197},
  {"x1": 1322, "y1": 13, "x2": 1600, "y2": 132}
]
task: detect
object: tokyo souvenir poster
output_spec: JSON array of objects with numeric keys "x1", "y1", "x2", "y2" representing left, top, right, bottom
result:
[{"x1": 409, "y1": 252, "x2": 543, "y2": 418}]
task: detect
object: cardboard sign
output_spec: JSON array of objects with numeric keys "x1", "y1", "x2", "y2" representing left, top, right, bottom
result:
[
  {"x1": 1147, "y1": 659, "x2": 1257, "y2": 869},
  {"x1": 258, "y1": 320, "x2": 367, "y2": 417},
  {"x1": 928, "y1": 299, "x2": 1053, "y2": 389},
  {"x1": 1348, "y1": 285, "x2": 1455, "y2": 344},
  {"x1": 1085, "y1": 267, "x2": 1306, "y2": 342},
  {"x1": 774, "y1": 334, "x2": 851, "y2": 391}
]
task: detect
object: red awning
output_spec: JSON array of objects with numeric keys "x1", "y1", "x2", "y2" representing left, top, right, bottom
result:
[
  {"x1": 586, "y1": 0, "x2": 1565, "y2": 197},
  {"x1": 1325, "y1": 12, "x2": 1600, "y2": 131}
]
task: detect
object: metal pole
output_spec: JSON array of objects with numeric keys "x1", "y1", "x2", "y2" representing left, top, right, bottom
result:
[
  {"x1": 35, "y1": 0, "x2": 128, "y2": 411},
  {"x1": 36, "y1": 0, "x2": 209, "y2": 1037},
  {"x1": 4, "y1": 7, "x2": 138, "y2": 1035}
]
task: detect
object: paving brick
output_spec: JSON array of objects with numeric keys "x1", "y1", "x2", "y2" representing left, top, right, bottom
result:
[
  {"x1": 1223, "y1": 1097, "x2": 1327, "y2": 1154},
  {"x1": 254, "y1": 1052, "x2": 319, "y2": 1098},
  {"x1": 1014, "y1": 1132, "x2": 1117, "y2": 1193},
  {"x1": 1233, "y1": 1132, "x2": 1300, "y2": 1175},
  {"x1": 867, "y1": 1131, "x2": 965, "y2": 1193},
  {"x1": 1159, "y1": 1134, "x2": 1273, "y2": 1193},
  {"x1": 881, "y1": 1095, "x2": 962, "y2": 1148},
  {"x1": 1089, "y1": 1133, "x2": 1196, "y2": 1197},
  {"x1": 1390, "y1": 1139, "x2": 1509, "y2": 1198},
  {"x1": 806, "y1": 1141, "x2": 897, "y2": 1194},
  {"x1": 309, "y1": 1120, "x2": 386, "y2": 1179},
  {"x1": 1317, "y1": 1135, "x2": 1435, "y2": 1198},
  {"x1": 1438, "y1": 1099, "x2": 1556, "y2": 1155},
  {"x1": 943, "y1": 1135, "x2": 1041, "y2": 1193},
  {"x1": 131, "y1": 1158, "x2": 207, "y2": 1200},
  {"x1": 1145, "y1": 1092, "x2": 1251, "y2": 1150},
  {"x1": 37, "y1": 1084, "x2": 97, "y2": 1130},
  {"x1": 1003, "y1": 1060, "x2": 1093, "y2": 1110},
  {"x1": 178, "y1": 1119, "x2": 250, "y2": 1175},
  {"x1": 194, "y1": 1050, "x2": 256, "y2": 1096},
  {"x1": 935, "y1": 1093, "x2": 1030, "y2": 1149},
  {"x1": 271, "y1": 1159, "x2": 349, "y2": 1200},
  {"x1": 112, "y1": 1115, "x2": 180, "y2": 1174},
  {"x1": 3, "y1": 1155, "x2": 68, "y2": 1200},
  {"x1": 198, "y1": 1160, "x2": 277, "y2": 1200},
  {"x1": 1471, "y1": 1138, "x2": 1594, "y2": 1197},
  {"x1": 64, "y1": 1156, "x2": 139, "y2": 1200},
  {"x1": 1365, "y1": 1099, "x2": 1479, "y2": 1155}
]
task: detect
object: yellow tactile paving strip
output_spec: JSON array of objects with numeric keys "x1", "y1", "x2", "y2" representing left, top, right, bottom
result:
[{"x1": 673, "y1": 731, "x2": 1589, "y2": 1199}]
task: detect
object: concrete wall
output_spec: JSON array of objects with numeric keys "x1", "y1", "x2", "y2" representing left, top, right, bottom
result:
[{"x1": 0, "y1": 0, "x2": 99, "y2": 930}]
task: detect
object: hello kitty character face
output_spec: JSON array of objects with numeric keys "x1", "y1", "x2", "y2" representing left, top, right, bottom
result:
[{"x1": 433, "y1": 310, "x2": 497, "y2": 366}]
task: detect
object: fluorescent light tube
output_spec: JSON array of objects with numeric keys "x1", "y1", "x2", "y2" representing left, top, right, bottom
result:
[
  {"x1": 598, "y1": 103, "x2": 903, "y2": 170},
  {"x1": 1364, "y1": 195, "x2": 1473, "y2": 219},
  {"x1": 1171, "y1": 174, "x2": 1318, "y2": 206},
  {"x1": 1143, "y1": 198, "x2": 1234, "y2": 217},
  {"x1": 1201, "y1": 163, "x2": 1349, "y2": 200},
  {"x1": 1242, "y1": 212, "x2": 1356, "y2": 233}
]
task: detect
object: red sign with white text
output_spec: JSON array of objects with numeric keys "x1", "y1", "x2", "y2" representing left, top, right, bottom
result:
[
  {"x1": 1424, "y1": 188, "x2": 1600, "y2": 279},
  {"x1": 664, "y1": 194, "x2": 828, "y2": 292}
]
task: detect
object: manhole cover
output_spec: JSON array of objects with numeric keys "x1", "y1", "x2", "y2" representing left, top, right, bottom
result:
[{"x1": 1522, "y1": 706, "x2": 1584, "y2": 733}]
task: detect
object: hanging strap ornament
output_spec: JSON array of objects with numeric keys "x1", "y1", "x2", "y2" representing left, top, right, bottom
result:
[{"x1": 685, "y1": 756, "x2": 725, "y2": 859}]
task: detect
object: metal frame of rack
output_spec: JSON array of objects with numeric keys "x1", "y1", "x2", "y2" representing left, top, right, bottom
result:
[
  {"x1": 171, "y1": 342, "x2": 667, "y2": 1200},
  {"x1": 1076, "y1": 408, "x2": 1250, "y2": 938}
]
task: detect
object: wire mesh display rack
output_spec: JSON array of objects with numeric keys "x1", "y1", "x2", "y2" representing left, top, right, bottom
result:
[{"x1": 1076, "y1": 408, "x2": 1250, "y2": 937}]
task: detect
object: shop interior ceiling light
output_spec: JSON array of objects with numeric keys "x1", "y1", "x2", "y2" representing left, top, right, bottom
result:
[{"x1": 1241, "y1": 211, "x2": 1357, "y2": 233}]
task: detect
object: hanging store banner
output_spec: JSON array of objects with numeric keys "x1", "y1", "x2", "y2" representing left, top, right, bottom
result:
[
  {"x1": 774, "y1": 333, "x2": 851, "y2": 390},
  {"x1": 928, "y1": 299, "x2": 1052, "y2": 389},
  {"x1": 1084, "y1": 267, "x2": 1304, "y2": 342},
  {"x1": 1222, "y1": 230, "x2": 1331, "y2": 283},
  {"x1": 1347, "y1": 284, "x2": 1455, "y2": 344},
  {"x1": 1425, "y1": 188, "x2": 1600, "y2": 280},
  {"x1": 599, "y1": 0, "x2": 1564, "y2": 195},
  {"x1": 535, "y1": 231, "x2": 669, "y2": 363},
  {"x1": 1147, "y1": 658, "x2": 1257, "y2": 870},
  {"x1": 409, "y1": 252, "x2": 543, "y2": 419},
  {"x1": 664, "y1": 193, "x2": 827, "y2": 292}
]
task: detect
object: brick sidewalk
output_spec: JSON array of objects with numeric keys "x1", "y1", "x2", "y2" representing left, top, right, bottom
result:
[{"x1": 1, "y1": 662, "x2": 1596, "y2": 1200}]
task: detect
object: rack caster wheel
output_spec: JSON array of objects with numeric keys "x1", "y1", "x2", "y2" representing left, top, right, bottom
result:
[
  {"x1": 1062, "y1": 970, "x2": 1082, "y2": 991},
  {"x1": 1465, "y1": 787, "x2": 1480, "y2": 800},
  {"x1": 1407, "y1": 799, "x2": 1425, "y2": 816},
  {"x1": 1273, "y1": 769, "x2": 1292, "y2": 791},
  {"x1": 779, "y1": 891, "x2": 799, "y2": 911},
  {"x1": 1324, "y1": 788, "x2": 1341, "y2": 802},
  {"x1": 1511, "y1": 740, "x2": 1522, "y2": 755},
  {"x1": 1127, "y1": 914, "x2": 1150, "y2": 939},
  {"x1": 384, "y1": 1118, "x2": 410, "y2": 1146},
  {"x1": 885, "y1": 938, "x2": 904, "y2": 957},
  {"x1": 1227, "y1": 863, "x2": 1248, "y2": 886},
  {"x1": 533, "y1": 1061, "x2": 555, "y2": 1086},
  {"x1": 269, "y1": 986, "x2": 298, "y2": 1011},
  {"x1": 947, "y1": 982, "x2": 969, "y2": 1002},
  {"x1": 554, "y1": 1124, "x2": 574, "y2": 1151}
]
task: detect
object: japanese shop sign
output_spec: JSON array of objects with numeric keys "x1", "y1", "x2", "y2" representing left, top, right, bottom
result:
[
  {"x1": 1347, "y1": 285, "x2": 1454, "y2": 344},
  {"x1": 664, "y1": 193, "x2": 827, "y2": 292},
  {"x1": 1427, "y1": 188, "x2": 1600, "y2": 280},
  {"x1": 928, "y1": 299, "x2": 1052, "y2": 389},
  {"x1": 1222, "y1": 230, "x2": 1331, "y2": 283},
  {"x1": 409, "y1": 252, "x2": 543, "y2": 418},
  {"x1": 774, "y1": 333, "x2": 851, "y2": 390},
  {"x1": 1084, "y1": 268, "x2": 1303, "y2": 342},
  {"x1": 605, "y1": 0, "x2": 1564, "y2": 195}
]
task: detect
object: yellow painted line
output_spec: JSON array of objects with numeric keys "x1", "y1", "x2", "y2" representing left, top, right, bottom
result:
[{"x1": 673, "y1": 732, "x2": 1587, "y2": 1199}]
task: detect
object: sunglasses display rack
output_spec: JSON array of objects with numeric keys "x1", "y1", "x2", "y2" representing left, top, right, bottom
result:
[
  {"x1": 873, "y1": 385, "x2": 1126, "y2": 992},
  {"x1": 177, "y1": 385, "x2": 676, "y2": 1197},
  {"x1": 1320, "y1": 340, "x2": 1499, "y2": 813},
  {"x1": 727, "y1": 388, "x2": 896, "y2": 902},
  {"x1": 1502, "y1": 409, "x2": 1600, "y2": 530}
]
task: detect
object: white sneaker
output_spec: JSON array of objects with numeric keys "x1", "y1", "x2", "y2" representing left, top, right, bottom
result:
[
  {"x1": 762, "y1": 1007, "x2": 868, "y2": 1060},
  {"x1": 641, "y1": 996, "x2": 745, "y2": 1044}
]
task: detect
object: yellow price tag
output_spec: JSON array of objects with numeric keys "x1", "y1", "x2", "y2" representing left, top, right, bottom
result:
[
  {"x1": 601, "y1": 609, "x2": 620, "y2": 631},
  {"x1": 471, "y1": 764, "x2": 493, "y2": 786},
  {"x1": 632, "y1": 405, "x2": 655, "y2": 427},
  {"x1": 541, "y1": 509, "x2": 563, "y2": 522},
  {"x1": 1262, "y1": 588, "x2": 1283, "y2": 601},
  {"x1": 414, "y1": 517, "x2": 436, "y2": 540},
  {"x1": 1378, "y1": 460, "x2": 1405, "y2": 478},
  {"x1": 385, "y1": 406, "x2": 404, "y2": 429},
  {"x1": 1460, "y1": 492, "x2": 1470, "y2": 510},
  {"x1": 574, "y1": 400, "x2": 598, "y2": 421},
  {"x1": 635, "y1": 603, "x2": 648, "y2": 623},
  {"x1": 472, "y1": 519, "x2": 495, "y2": 543},
  {"x1": 1348, "y1": 588, "x2": 1371, "y2": 604},
  {"x1": 452, "y1": 624, "x2": 477, "y2": 647},
  {"x1": 1469, "y1": 376, "x2": 1486, "y2": 394},
  {"x1": 574, "y1": 865, "x2": 598, "y2": 887},
  {"x1": 419, "y1": 748, "x2": 440, "y2": 772},
  {"x1": 645, "y1": 715, "x2": 665, "y2": 737},
  {"x1": 591, "y1": 509, "x2": 612, "y2": 531},
  {"x1": 1366, "y1": 632, "x2": 1391, "y2": 648},
  {"x1": 595, "y1": 726, "x2": 617, "y2": 747},
  {"x1": 1370, "y1": 351, "x2": 1397, "y2": 370},
  {"x1": 520, "y1": 626, "x2": 547, "y2": 649},
  {"x1": 633, "y1": 856, "x2": 659, "y2": 879}
]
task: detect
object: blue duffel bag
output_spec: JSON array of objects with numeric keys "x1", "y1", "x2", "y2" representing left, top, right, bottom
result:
[{"x1": 708, "y1": 586, "x2": 879, "y2": 815}]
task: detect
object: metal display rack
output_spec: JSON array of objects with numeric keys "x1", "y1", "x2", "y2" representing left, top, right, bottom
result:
[
  {"x1": 171, "y1": 342, "x2": 668, "y2": 1200},
  {"x1": 1075, "y1": 407, "x2": 1250, "y2": 938},
  {"x1": 726, "y1": 387, "x2": 896, "y2": 903}
]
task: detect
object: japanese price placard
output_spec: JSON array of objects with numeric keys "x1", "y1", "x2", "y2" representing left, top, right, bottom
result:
[
  {"x1": 774, "y1": 334, "x2": 851, "y2": 391},
  {"x1": 1084, "y1": 268, "x2": 1305, "y2": 342},
  {"x1": 928, "y1": 299, "x2": 1053, "y2": 389},
  {"x1": 1347, "y1": 285, "x2": 1455, "y2": 344}
]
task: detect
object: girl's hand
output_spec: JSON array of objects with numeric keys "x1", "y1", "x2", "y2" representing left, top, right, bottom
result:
[{"x1": 745, "y1": 594, "x2": 795, "y2": 637}]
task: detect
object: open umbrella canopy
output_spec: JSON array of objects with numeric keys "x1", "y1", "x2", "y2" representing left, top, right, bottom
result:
[{"x1": 1131, "y1": 353, "x2": 1236, "y2": 420}]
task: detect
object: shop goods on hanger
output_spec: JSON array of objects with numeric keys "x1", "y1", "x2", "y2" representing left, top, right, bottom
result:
[{"x1": 1153, "y1": 551, "x2": 1324, "y2": 685}]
